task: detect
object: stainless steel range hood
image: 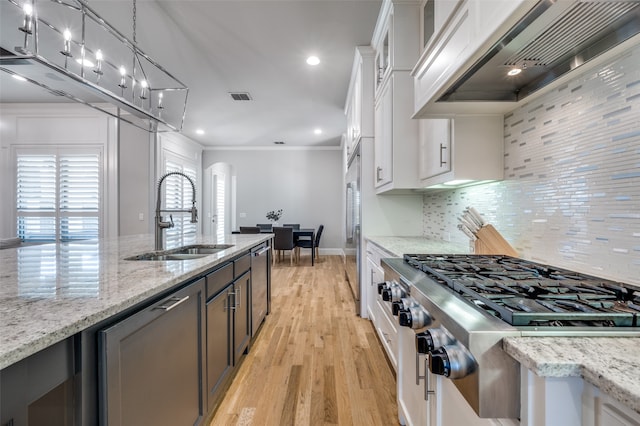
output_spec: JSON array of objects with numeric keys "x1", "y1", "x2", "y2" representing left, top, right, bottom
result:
[{"x1": 438, "y1": 0, "x2": 640, "y2": 103}]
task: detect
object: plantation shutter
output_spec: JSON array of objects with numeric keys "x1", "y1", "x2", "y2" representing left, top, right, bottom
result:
[
  {"x1": 164, "y1": 161, "x2": 197, "y2": 247},
  {"x1": 16, "y1": 149, "x2": 101, "y2": 242}
]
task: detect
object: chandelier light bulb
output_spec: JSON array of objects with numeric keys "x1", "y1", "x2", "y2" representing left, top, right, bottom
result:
[
  {"x1": 140, "y1": 79, "x2": 148, "y2": 99},
  {"x1": 118, "y1": 66, "x2": 127, "y2": 89},
  {"x1": 61, "y1": 29, "x2": 72, "y2": 56},
  {"x1": 20, "y1": 3, "x2": 33, "y2": 34},
  {"x1": 157, "y1": 91, "x2": 164, "y2": 109},
  {"x1": 94, "y1": 49, "x2": 103, "y2": 75}
]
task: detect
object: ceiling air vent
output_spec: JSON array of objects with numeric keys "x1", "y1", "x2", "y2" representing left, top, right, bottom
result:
[{"x1": 229, "y1": 92, "x2": 252, "y2": 101}]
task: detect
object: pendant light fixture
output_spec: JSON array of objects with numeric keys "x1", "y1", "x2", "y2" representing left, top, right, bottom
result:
[{"x1": 0, "y1": 0, "x2": 189, "y2": 132}]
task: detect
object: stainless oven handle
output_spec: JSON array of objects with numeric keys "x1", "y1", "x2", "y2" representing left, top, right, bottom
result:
[
  {"x1": 416, "y1": 354, "x2": 436, "y2": 401},
  {"x1": 254, "y1": 247, "x2": 270, "y2": 256},
  {"x1": 153, "y1": 296, "x2": 189, "y2": 312}
]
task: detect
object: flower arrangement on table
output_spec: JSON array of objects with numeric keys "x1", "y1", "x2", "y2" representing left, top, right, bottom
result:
[{"x1": 266, "y1": 209, "x2": 283, "y2": 222}]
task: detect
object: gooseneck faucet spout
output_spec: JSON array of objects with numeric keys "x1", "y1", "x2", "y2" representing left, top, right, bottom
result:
[{"x1": 155, "y1": 171, "x2": 198, "y2": 251}]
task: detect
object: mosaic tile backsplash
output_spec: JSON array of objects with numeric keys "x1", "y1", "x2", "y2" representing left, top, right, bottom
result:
[{"x1": 422, "y1": 43, "x2": 640, "y2": 285}]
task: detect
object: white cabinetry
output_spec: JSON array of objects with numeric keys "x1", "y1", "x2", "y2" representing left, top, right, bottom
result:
[
  {"x1": 364, "y1": 242, "x2": 398, "y2": 371},
  {"x1": 373, "y1": 0, "x2": 420, "y2": 93},
  {"x1": 418, "y1": 115, "x2": 503, "y2": 188},
  {"x1": 372, "y1": 0, "x2": 421, "y2": 194},
  {"x1": 345, "y1": 47, "x2": 375, "y2": 163},
  {"x1": 373, "y1": 71, "x2": 420, "y2": 193},
  {"x1": 412, "y1": 0, "x2": 532, "y2": 116},
  {"x1": 583, "y1": 382, "x2": 640, "y2": 426}
]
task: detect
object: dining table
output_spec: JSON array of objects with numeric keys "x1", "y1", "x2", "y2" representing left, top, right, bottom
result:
[{"x1": 238, "y1": 227, "x2": 315, "y2": 265}]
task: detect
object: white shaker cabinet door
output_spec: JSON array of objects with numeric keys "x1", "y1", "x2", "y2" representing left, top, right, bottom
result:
[
  {"x1": 419, "y1": 118, "x2": 451, "y2": 181},
  {"x1": 374, "y1": 77, "x2": 393, "y2": 188}
]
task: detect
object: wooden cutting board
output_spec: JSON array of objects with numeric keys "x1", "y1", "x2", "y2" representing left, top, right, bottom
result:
[{"x1": 474, "y1": 224, "x2": 518, "y2": 257}]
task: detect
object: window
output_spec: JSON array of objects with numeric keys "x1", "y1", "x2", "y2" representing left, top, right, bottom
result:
[
  {"x1": 164, "y1": 160, "x2": 197, "y2": 247},
  {"x1": 16, "y1": 148, "x2": 101, "y2": 242}
]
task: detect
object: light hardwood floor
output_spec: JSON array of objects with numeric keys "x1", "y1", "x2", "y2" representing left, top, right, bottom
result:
[{"x1": 209, "y1": 254, "x2": 399, "y2": 426}]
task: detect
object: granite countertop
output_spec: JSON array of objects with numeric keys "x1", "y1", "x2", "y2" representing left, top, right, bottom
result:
[
  {"x1": 504, "y1": 337, "x2": 640, "y2": 414},
  {"x1": 365, "y1": 236, "x2": 470, "y2": 257},
  {"x1": 0, "y1": 233, "x2": 271, "y2": 370}
]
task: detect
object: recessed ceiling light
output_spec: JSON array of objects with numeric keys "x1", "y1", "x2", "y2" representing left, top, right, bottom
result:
[
  {"x1": 12, "y1": 74, "x2": 27, "y2": 82},
  {"x1": 196, "y1": 129, "x2": 205, "y2": 135},
  {"x1": 313, "y1": 128, "x2": 322, "y2": 135},
  {"x1": 507, "y1": 68, "x2": 522, "y2": 76},
  {"x1": 274, "y1": 141, "x2": 285, "y2": 145},
  {"x1": 306, "y1": 56, "x2": 320, "y2": 66}
]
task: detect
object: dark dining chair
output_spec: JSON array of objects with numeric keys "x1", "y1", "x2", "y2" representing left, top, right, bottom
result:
[
  {"x1": 256, "y1": 223, "x2": 273, "y2": 232},
  {"x1": 282, "y1": 224, "x2": 300, "y2": 230},
  {"x1": 239, "y1": 226, "x2": 260, "y2": 234},
  {"x1": 295, "y1": 224, "x2": 323, "y2": 263},
  {"x1": 272, "y1": 226, "x2": 295, "y2": 265}
]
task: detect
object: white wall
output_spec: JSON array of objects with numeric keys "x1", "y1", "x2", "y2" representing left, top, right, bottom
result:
[
  {"x1": 118, "y1": 121, "x2": 153, "y2": 236},
  {"x1": 203, "y1": 148, "x2": 343, "y2": 250},
  {"x1": 422, "y1": 42, "x2": 640, "y2": 285}
]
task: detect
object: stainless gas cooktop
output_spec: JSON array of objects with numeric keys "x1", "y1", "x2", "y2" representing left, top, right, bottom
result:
[{"x1": 403, "y1": 254, "x2": 640, "y2": 329}]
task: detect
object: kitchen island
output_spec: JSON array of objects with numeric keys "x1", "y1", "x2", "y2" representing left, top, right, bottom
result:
[{"x1": 0, "y1": 233, "x2": 271, "y2": 425}]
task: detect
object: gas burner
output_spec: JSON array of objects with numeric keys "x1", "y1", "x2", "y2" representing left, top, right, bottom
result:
[{"x1": 403, "y1": 254, "x2": 639, "y2": 327}]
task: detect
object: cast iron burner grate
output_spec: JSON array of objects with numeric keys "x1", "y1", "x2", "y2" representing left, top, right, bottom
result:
[{"x1": 403, "y1": 254, "x2": 640, "y2": 327}]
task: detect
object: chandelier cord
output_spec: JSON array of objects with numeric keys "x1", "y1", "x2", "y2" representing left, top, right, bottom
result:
[{"x1": 132, "y1": 0, "x2": 137, "y2": 44}]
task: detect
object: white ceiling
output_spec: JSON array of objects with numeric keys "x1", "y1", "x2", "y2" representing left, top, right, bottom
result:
[{"x1": 1, "y1": 0, "x2": 382, "y2": 148}]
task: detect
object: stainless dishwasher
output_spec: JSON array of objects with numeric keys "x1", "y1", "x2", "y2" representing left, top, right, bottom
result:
[
  {"x1": 98, "y1": 278, "x2": 205, "y2": 426},
  {"x1": 251, "y1": 243, "x2": 269, "y2": 336}
]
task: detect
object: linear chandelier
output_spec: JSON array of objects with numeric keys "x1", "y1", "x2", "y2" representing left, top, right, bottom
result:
[{"x1": 0, "y1": 0, "x2": 189, "y2": 132}]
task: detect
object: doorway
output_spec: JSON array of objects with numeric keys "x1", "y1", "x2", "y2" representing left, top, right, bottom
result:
[{"x1": 203, "y1": 162, "x2": 235, "y2": 237}]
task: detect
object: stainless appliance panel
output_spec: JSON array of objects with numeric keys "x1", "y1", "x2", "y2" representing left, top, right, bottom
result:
[
  {"x1": 251, "y1": 244, "x2": 269, "y2": 336},
  {"x1": 345, "y1": 147, "x2": 361, "y2": 314}
]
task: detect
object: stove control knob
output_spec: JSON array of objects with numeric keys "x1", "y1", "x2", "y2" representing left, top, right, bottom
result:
[
  {"x1": 415, "y1": 328, "x2": 454, "y2": 354},
  {"x1": 393, "y1": 297, "x2": 415, "y2": 316},
  {"x1": 389, "y1": 285, "x2": 406, "y2": 302},
  {"x1": 377, "y1": 281, "x2": 391, "y2": 295},
  {"x1": 392, "y1": 301, "x2": 403, "y2": 316},
  {"x1": 399, "y1": 306, "x2": 433, "y2": 329},
  {"x1": 428, "y1": 345, "x2": 476, "y2": 379},
  {"x1": 381, "y1": 287, "x2": 392, "y2": 302}
]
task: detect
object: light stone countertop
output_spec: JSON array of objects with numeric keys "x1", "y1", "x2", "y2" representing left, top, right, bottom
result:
[
  {"x1": 0, "y1": 233, "x2": 271, "y2": 370},
  {"x1": 365, "y1": 236, "x2": 470, "y2": 257},
  {"x1": 503, "y1": 337, "x2": 640, "y2": 414}
]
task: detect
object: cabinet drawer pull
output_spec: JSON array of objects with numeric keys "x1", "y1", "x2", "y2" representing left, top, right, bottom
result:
[
  {"x1": 154, "y1": 295, "x2": 189, "y2": 312},
  {"x1": 235, "y1": 287, "x2": 241, "y2": 308},
  {"x1": 439, "y1": 144, "x2": 447, "y2": 167},
  {"x1": 376, "y1": 166, "x2": 383, "y2": 182}
]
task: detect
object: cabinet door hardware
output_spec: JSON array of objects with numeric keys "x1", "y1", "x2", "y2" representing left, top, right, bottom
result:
[
  {"x1": 154, "y1": 295, "x2": 189, "y2": 312},
  {"x1": 439, "y1": 143, "x2": 447, "y2": 167}
]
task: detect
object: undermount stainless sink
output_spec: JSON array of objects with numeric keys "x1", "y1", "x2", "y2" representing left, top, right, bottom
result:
[
  {"x1": 125, "y1": 244, "x2": 235, "y2": 261},
  {"x1": 173, "y1": 244, "x2": 234, "y2": 255}
]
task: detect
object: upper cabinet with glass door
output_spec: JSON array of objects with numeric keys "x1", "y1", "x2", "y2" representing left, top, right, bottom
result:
[
  {"x1": 373, "y1": 0, "x2": 421, "y2": 95},
  {"x1": 371, "y1": 0, "x2": 421, "y2": 194},
  {"x1": 344, "y1": 46, "x2": 375, "y2": 163}
]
